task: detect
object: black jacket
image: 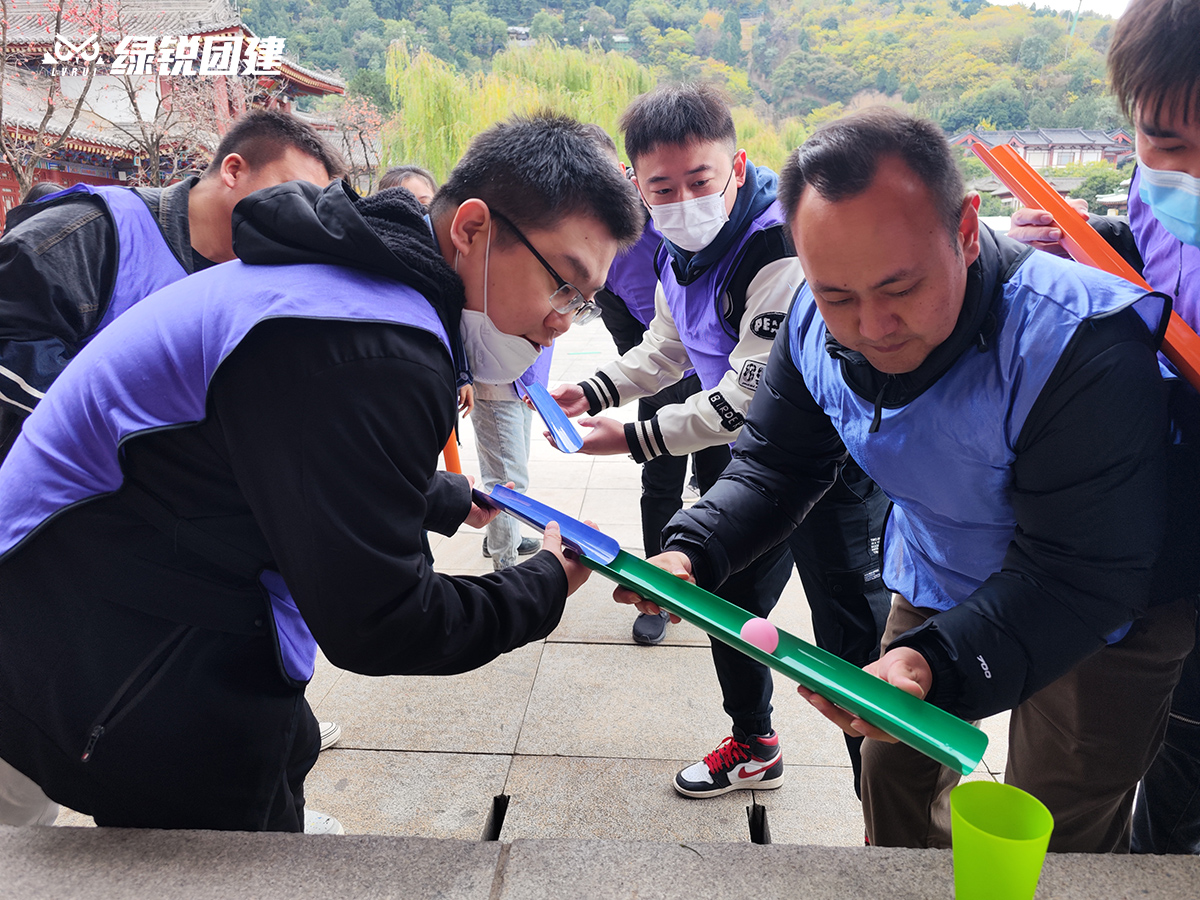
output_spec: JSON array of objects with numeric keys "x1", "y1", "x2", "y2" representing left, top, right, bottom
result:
[
  {"x1": 0, "y1": 178, "x2": 203, "y2": 459},
  {"x1": 662, "y1": 227, "x2": 1174, "y2": 721},
  {"x1": 1, "y1": 180, "x2": 568, "y2": 675},
  {"x1": 0, "y1": 184, "x2": 568, "y2": 825}
]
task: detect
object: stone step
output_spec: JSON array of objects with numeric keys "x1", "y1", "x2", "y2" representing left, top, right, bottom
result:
[{"x1": 3, "y1": 826, "x2": 1198, "y2": 900}]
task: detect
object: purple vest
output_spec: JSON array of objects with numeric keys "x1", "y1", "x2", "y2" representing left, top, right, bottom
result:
[
  {"x1": 656, "y1": 202, "x2": 786, "y2": 390},
  {"x1": 42, "y1": 183, "x2": 187, "y2": 337},
  {"x1": 606, "y1": 219, "x2": 662, "y2": 329},
  {"x1": 0, "y1": 260, "x2": 450, "y2": 683},
  {"x1": 1130, "y1": 169, "x2": 1200, "y2": 332}
]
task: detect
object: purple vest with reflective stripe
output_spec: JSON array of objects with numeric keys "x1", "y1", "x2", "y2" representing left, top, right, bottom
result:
[
  {"x1": 0, "y1": 260, "x2": 449, "y2": 682},
  {"x1": 43, "y1": 183, "x2": 187, "y2": 337},
  {"x1": 656, "y1": 202, "x2": 786, "y2": 390},
  {"x1": 1129, "y1": 169, "x2": 1200, "y2": 332}
]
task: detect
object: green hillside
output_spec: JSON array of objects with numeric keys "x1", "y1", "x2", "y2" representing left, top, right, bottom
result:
[
  {"x1": 243, "y1": 0, "x2": 1123, "y2": 134},
  {"x1": 756, "y1": 0, "x2": 1120, "y2": 131}
]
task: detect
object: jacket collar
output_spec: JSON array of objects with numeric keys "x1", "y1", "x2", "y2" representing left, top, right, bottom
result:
[{"x1": 133, "y1": 177, "x2": 199, "y2": 274}]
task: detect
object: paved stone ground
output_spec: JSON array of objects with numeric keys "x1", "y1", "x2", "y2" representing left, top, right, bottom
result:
[{"x1": 56, "y1": 317, "x2": 1011, "y2": 845}]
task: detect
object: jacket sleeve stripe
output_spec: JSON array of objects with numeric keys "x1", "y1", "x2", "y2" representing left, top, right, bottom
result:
[{"x1": 0, "y1": 365, "x2": 47, "y2": 401}]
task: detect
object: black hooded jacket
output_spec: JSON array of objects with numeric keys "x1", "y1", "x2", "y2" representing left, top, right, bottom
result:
[
  {"x1": 661, "y1": 227, "x2": 1177, "y2": 721},
  {"x1": 0, "y1": 181, "x2": 568, "y2": 681}
]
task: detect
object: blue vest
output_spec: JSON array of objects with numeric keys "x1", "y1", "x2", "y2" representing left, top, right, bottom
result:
[
  {"x1": 657, "y1": 202, "x2": 786, "y2": 390},
  {"x1": 0, "y1": 261, "x2": 450, "y2": 683},
  {"x1": 39, "y1": 183, "x2": 187, "y2": 337},
  {"x1": 790, "y1": 250, "x2": 1164, "y2": 617}
]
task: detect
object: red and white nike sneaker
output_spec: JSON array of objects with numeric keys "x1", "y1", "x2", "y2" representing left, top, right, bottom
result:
[{"x1": 674, "y1": 729, "x2": 784, "y2": 797}]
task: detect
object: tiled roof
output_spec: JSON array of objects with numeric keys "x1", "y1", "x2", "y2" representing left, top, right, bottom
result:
[
  {"x1": 2, "y1": 0, "x2": 241, "y2": 43},
  {"x1": 278, "y1": 59, "x2": 345, "y2": 92},
  {"x1": 0, "y1": 67, "x2": 136, "y2": 154},
  {"x1": 3, "y1": 0, "x2": 344, "y2": 92},
  {"x1": 951, "y1": 127, "x2": 1133, "y2": 148}
]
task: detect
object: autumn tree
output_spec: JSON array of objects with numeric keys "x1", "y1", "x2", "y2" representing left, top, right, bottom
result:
[
  {"x1": 0, "y1": 0, "x2": 117, "y2": 196},
  {"x1": 331, "y1": 91, "x2": 381, "y2": 193}
]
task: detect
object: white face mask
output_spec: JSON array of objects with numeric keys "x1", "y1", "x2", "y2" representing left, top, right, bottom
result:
[
  {"x1": 644, "y1": 166, "x2": 734, "y2": 252},
  {"x1": 457, "y1": 223, "x2": 541, "y2": 384}
]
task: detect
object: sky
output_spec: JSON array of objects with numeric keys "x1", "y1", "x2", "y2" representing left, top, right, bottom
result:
[{"x1": 990, "y1": 0, "x2": 1131, "y2": 18}]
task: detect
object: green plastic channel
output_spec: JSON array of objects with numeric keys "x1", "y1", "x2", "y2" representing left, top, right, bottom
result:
[{"x1": 584, "y1": 549, "x2": 988, "y2": 776}]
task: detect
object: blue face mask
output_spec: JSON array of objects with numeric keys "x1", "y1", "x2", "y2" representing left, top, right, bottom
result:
[{"x1": 1138, "y1": 156, "x2": 1200, "y2": 248}]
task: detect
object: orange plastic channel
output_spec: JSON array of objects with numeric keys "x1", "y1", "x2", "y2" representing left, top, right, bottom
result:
[
  {"x1": 442, "y1": 428, "x2": 462, "y2": 474},
  {"x1": 972, "y1": 143, "x2": 1200, "y2": 391}
]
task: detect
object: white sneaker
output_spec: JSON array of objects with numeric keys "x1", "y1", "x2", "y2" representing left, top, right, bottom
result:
[
  {"x1": 304, "y1": 809, "x2": 345, "y2": 835},
  {"x1": 318, "y1": 721, "x2": 341, "y2": 751}
]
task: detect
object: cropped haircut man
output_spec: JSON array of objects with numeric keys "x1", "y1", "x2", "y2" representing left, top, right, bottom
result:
[
  {"x1": 623, "y1": 107, "x2": 1193, "y2": 852},
  {"x1": 0, "y1": 112, "x2": 641, "y2": 832}
]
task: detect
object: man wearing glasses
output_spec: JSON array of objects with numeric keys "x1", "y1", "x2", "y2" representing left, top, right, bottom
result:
[
  {"x1": 551, "y1": 84, "x2": 891, "y2": 802},
  {"x1": 0, "y1": 114, "x2": 642, "y2": 831},
  {"x1": 467, "y1": 210, "x2": 602, "y2": 572}
]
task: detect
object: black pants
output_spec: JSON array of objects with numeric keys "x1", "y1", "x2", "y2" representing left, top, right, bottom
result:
[
  {"x1": 637, "y1": 375, "x2": 731, "y2": 556},
  {"x1": 704, "y1": 458, "x2": 891, "y2": 797},
  {"x1": 0, "y1": 581, "x2": 320, "y2": 832}
]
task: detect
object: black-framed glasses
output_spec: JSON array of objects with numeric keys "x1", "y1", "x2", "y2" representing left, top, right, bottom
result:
[{"x1": 491, "y1": 211, "x2": 601, "y2": 325}]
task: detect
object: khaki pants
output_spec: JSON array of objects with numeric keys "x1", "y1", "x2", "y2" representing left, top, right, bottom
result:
[{"x1": 861, "y1": 594, "x2": 1196, "y2": 852}]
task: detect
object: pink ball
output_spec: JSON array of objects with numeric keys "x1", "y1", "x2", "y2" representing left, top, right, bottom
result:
[{"x1": 740, "y1": 617, "x2": 779, "y2": 654}]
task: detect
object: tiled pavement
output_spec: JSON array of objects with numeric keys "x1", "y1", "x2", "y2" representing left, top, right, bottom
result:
[{"x1": 57, "y1": 317, "x2": 1010, "y2": 844}]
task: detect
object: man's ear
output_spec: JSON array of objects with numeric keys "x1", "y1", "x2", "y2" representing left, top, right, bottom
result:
[
  {"x1": 733, "y1": 149, "x2": 748, "y2": 188},
  {"x1": 448, "y1": 198, "x2": 492, "y2": 259},
  {"x1": 629, "y1": 174, "x2": 653, "y2": 212},
  {"x1": 218, "y1": 153, "x2": 246, "y2": 190},
  {"x1": 959, "y1": 192, "x2": 982, "y2": 267}
]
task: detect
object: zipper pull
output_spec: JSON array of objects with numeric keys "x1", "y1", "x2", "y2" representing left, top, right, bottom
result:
[{"x1": 81, "y1": 725, "x2": 104, "y2": 762}]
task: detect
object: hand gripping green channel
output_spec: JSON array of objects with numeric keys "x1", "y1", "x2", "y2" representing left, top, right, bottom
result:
[{"x1": 585, "y1": 550, "x2": 988, "y2": 776}]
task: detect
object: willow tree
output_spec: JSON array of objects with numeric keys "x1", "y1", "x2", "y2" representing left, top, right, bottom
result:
[{"x1": 383, "y1": 40, "x2": 653, "y2": 180}]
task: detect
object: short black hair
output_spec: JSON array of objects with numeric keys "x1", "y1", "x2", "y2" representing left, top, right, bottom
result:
[
  {"x1": 22, "y1": 181, "x2": 62, "y2": 203},
  {"x1": 202, "y1": 110, "x2": 345, "y2": 181},
  {"x1": 379, "y1": 165, "x2": 437, "y2": 193},
  {"x1": 580, "y1": 123, "x2": 618, "y2": 156},
  {"x1": 1109, "y1": 0, "x2": 1200, "y2": 127},
  {"x1": 779, "y1": 108, "x2": 965, "y2": 238},
  {"x1": 430, "y1": 111, "x2": 641, "y2": 249},
  {"x1": 620, "y1": 83, "x2": 736, "y2": 168}
]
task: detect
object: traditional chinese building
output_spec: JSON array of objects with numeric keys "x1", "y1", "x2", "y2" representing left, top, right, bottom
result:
[
  {"x1": 949, "y1": 127, "x2": 1134, "y2": 167},
  {"x1": 1, "y1": 0, "x2": 344, "y2": 227}
]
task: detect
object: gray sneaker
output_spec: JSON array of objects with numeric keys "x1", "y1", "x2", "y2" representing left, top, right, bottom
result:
[
  {"x1": 632, "y1": 611, "x2": 670, "y2": 645},
  {"x1": 482, "y1": 536, "x2": 542, "y2": 558}
]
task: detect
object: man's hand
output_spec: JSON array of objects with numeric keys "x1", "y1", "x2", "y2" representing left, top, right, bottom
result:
[
  {"x1": 1007, "y1": 199, "x2": 1089, "y2": 257},
  {"x1": 797, "y1": 646, "x2": 933, "y2": 742},
  {"x1": 549, "y1": 383, "x2": 590, "y2": 417},
  {"x1": 611, "y1": 551, "x2": 689, "y2": 623},
  {"x1": 558, "y1": 415, "x2": 628, "y2": 455},
  {"x1": 542, "y1": 520, "x2": 592, "y2": 595},
  {"x1": 463, "y1": 477, "x2": 510, "y2": 529}
]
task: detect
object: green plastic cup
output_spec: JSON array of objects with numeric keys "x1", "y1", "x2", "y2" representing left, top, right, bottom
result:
[{"x1": 951, "y1": 781, "x2": 1054, "y2": 900}]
